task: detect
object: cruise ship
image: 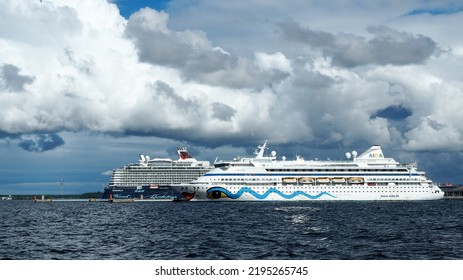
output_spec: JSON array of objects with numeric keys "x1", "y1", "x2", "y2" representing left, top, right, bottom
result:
[
  {"x1": 173, "y1": 142, "x2": 444, "y2": 201},
  {"x1": 101, "y1": 147, "x2": 212, "y2": 200}
]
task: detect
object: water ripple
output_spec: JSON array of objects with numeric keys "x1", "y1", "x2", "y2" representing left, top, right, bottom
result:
[{"x1": 0, "y1": 200, "x2": 462, "y2": 259}]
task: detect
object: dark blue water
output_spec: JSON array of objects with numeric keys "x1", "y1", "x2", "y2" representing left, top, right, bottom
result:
[{"x1": 1, "y1": 200, "x2": 462, "y2": 260}]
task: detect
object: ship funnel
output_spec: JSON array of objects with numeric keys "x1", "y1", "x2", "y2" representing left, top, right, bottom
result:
[
  {"x1": 177, "y1": 147, "x2": 193, "y2": 160},
  {"x1": 357, "y1": 145, "x2": 384, "y2": 159}
]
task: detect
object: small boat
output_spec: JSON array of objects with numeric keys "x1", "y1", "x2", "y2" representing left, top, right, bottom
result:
[{"x1": 34, "y1": 196, "x2": 52, "y2": 203}]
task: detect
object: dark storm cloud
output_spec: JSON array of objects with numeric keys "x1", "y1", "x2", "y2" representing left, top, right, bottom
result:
[
  {"x1": 153, "y1": 81, "x2": 198, "y2": 111},
  {"x1": 125, "y1": 8, "x2": 289, "y2": 89},
  {"x1": 125, "y1": 9, "x2": 231, "y2": 75},
  {"x1": 18, "y1": 133, "x2": 65, "y2": 152},
  {"x1": 0, "y1": 64, "x2": 34, "y2": 92},
  {"x1": 127, "y1": 24, "x2": 224, "y2": 70},
  {"x1": 278, "y1": 22, "x2": 438, "y2": 67},
  {"x1": 279, "y1": 22, "x2": 336, "y2": 48},
  {"x1": 426, "y1": 117, "x2": 446, "y2": 131},
  {"x1": 211, "y1": 102, "x2": 236, "y2": 121},
  {"x1": 366, "y1": 26, "x2": 437, "y2": 66},
  {"x1": 292, "y1": 65, "x2": 337, "y2": 89},
  {"x1": 120, "y1": 80, "x2": 203, "y2": 137}
]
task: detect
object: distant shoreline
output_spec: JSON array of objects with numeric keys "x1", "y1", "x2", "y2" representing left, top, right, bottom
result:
[{"x1": 0, "y1": 192, "x2": 103, "y2": 200}]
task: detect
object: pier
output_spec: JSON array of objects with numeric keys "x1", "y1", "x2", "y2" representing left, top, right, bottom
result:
[
  {"x1": 28, "y1": 194, "x2": 176, "y2": 203},
  {"x1": 440, "y1": 184, "x2": 463, "y2": 199}
]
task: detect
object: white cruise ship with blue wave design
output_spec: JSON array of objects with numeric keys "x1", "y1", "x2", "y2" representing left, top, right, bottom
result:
[{"x1": 174, "y1": 141, "x2": 444, "y2": 201}]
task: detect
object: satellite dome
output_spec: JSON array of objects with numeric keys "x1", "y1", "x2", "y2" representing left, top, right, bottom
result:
[
  {"x1": 345, "y1": 152, "x2": 351, "y2": 159},
  {"x1": 352, "y1": 151, "x2": 357, "y2": 158},
  {"x1": 271, "y1": 151, "x2": 277, "y2": 157},
  {"x1": 282, "y1": 156, "x2": 286, "y2": 161}
]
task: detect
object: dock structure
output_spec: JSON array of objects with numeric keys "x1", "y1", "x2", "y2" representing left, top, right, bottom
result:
[
  {"x1": 30, "y1": 196, "x2": 174, "y2": 203},
  {"x1": 108, "y1": 194, "x2": 134, "y2": 203},
  {"x1": 32, "y1": 196, "x2": 108, "y2": 202},
  {"x1": 440, "y1": 184, "x2": 463, "y2": 199},
  {"x1": 444, "y1": 190, "x2": 463, "y2": 199}
]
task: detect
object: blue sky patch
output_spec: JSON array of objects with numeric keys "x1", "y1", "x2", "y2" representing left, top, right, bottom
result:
[
  {"x1": 372, "y1": 105, "x2": 412, "y2": 121},
  {"x1": 405, "y1": 7, "x2": 463, "y2": 16},
  {"x1": 115, "y1": 0, "x2": 171, "y2": 18}
]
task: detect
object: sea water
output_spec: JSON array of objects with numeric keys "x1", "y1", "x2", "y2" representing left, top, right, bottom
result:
[{"x1": 0, "y1": 200, "x2": 462, "y2": 260}]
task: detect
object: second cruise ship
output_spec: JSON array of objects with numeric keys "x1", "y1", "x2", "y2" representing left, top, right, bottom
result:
[{"x1": 101, "y1": 147, "x2": 212, "y2": 200}]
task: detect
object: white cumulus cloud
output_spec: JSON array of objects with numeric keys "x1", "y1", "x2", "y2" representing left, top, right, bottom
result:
[{"x1": 1, "y1": 0, "x2": 463, "y2": 157}]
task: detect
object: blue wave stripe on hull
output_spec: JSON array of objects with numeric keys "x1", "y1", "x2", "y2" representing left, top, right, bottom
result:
[{"x1": 207, "y1": 187, "x2": 336, "y2": 200}]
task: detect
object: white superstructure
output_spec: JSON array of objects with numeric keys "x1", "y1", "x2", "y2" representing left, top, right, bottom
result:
[
  {"x1": 108, "y1": 147, "x2": 212, "y2": 188},
  {"x1": 174, "y1": 142, "x2": 444, "y2": 201}
]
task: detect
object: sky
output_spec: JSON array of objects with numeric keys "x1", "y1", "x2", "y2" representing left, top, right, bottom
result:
[{"x1": 1, "y1": 0, "x2": 463, "y2": 195}]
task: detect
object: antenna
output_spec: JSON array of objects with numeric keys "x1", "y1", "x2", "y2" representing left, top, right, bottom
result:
[
  {"x1": 255, "y1": 140, "x2": 268, "y2": 158},
  {"x1": 60, "y1": 177, "x2": 64, "y2": 196}
]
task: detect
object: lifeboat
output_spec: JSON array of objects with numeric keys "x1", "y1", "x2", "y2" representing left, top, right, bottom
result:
[
  {"x1": 282, "y1": 177, "x2": 297, "y2": 184},
  {"x1": 298, "y1": 177, "x2": 315, "y2": 184},
  {"x1": 347, "y1": 177, "x2": 364, "y2": 184},
  {"x1": 332, "y1": 177, "x2": 346, "y2": 184},
  {"x1": 316, "y1": 177, "x2": 331, "y2": 184}
]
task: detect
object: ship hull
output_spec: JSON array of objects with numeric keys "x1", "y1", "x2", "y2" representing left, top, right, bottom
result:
[
  {"x1": 101, "y1": 185, "x2": 182, "y2": 200},
  {"x1": 176, "y1": 183, "x2": 444, "y2": 201}
]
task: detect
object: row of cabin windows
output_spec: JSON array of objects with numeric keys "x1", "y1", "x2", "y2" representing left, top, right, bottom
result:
[
  {"x1": 210, "y1": 182, "x2": 423, "y2": 186},
  {"x1": 266, "y1": 169, "x2": 409, "y2": 172},
  {"x1": 213, "y1": 178, "x2": 420, "y2": 182},
  {"x1": 200, "y1": 186, "x2": 429, "y2": 193}
]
